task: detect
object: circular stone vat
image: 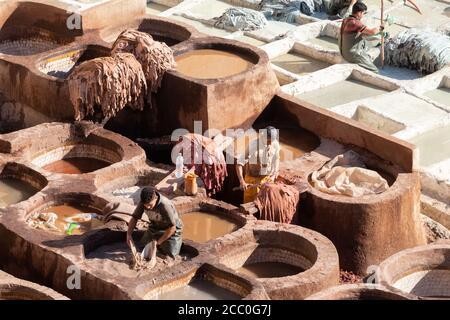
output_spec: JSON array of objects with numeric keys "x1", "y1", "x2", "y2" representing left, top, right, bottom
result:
[
  {"x1": 377, "y1": 244, "x2": 450, "y2": 299},
  {"x1": 157, "y1": 37, "x2": 279, "y2": 134},
  {"x1": 172, "y1": 38, "x2": 261, "y2": 80},
  {"x1": 0, "y1": 162, "x2": 47, "y2": 208},
  {"x1": 139, "y1": 264, "x2": 267, "y2": 300},
  {"x1": 0, "y1": 29, "x2": 68, "y2": 56},
  {"x1": 42, "y1": 158, "x2": 111, "y2": 175},
  {"x1": 0, "y1": 277, "x2": 68, "y2": 300},
  {"x1": 99, "y1": 16, "x2": 197, "y2": 46},
  {"x1": 26, "y1": 193, "x2": 108, "y2": 235},
  {"x1": 0, "y1": 25, "x2": 74, "y2": 56},
  {"x1": 217, "y1": 222, "x2": 340, "y2": 299},
  {"x1": 306, "y1": 284, "x2": 411, "y2": 300},
  {"x1": 37, "y1": 45, "x2": 110, "y2": 79},
  {"x1": 0, "y1": 178, "x2": 39, "y2": 209},
  {"x1": 31, "y1": 139, "x2": 123, "y2": 175},
  {"x1": 137, "y1": 17, "x2": 198, "y2": 46},
  {"x1": 180, "y1": 202, "x2": 246, "y2": 244},
  {"x1": 83, "y1": 229, "x2": 199, "y2": 279},
  {"x1": 151, "y1": 278, "x2": 241, "y2": 300},
  {"x1": 0, "y1": 2, "x2": 77, "y2": 56},
  {"x1": 175, "y1": 49, "x2": 254, "y2": 79},
  {"x1": 303, "y1": 163, "x2": 426, "y2": 275}
]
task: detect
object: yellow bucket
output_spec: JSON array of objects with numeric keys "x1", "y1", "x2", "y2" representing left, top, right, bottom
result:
[{"x1": 184, "y1": 171, "x2": 198, "y2": 195}]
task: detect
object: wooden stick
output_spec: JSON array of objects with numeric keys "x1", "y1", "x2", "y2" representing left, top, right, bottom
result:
[{"x1": 380, "y1": 0, "x2": 385, "y2": 69}]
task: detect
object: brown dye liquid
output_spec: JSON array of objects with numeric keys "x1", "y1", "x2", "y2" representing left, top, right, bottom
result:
[
  {"x1": 232, "y1": 127, "x2": 320, "y2": 161},
  {"x1": 239, "y1": 262, "x2": 303, "y2": 278},
  {"x1": 0, "y1": 178, "x2": 38, "y2": 208},
  {"x1": 41, "y1": 205, "x2": 102, "y2": 235},
  {"x1": 43, "y1": 158, "x2": 110, "y2": 174},
  {"x1": 181, "y1": 211, "x2": 238, "y2": 243},
  {"x1": 154, "y1": 279, "x2": 241, "y2": 300},
  {"x1": 175, "y1": 49, "x2": 253, "y2": 79},
  {"x1": 278, "y1": 127, "x2": 320, "y2": 161}
]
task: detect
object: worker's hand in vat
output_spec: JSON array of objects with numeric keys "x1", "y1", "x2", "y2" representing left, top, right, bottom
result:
[
  {"x1": 130, "y1": 241, "x2": 142, "y2": 266},
  {"x1": 239, "y1": 180, "x2": 250, "y2": 191}
]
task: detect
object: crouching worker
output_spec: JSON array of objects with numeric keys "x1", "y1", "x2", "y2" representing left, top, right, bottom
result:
[
  {"x1": 127, "y1": 187, "x2": 183, "y2": 262},
  {"x1": 236, "y1": 126, "x2": 280, "y2": 203},
  {"x1": 339, "y1": 2, "x2": 384, "y2": 73}
]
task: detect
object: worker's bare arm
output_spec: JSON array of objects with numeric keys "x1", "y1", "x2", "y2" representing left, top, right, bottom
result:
[
  {"x1": 362, "y1": 26, "x2": 381, "y2": 36},
  {"x1": 157, "y1": 225, "x2": 176, "y2": 246},
  {"x1": 236, "y1": 165, "x2": 249, "y2": 190},
  {"x1": 126, "y1": 216, "x2": 138, "y2": 249}
]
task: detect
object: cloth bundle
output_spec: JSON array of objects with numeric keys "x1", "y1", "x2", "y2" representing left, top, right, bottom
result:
[
  {"x1": 112, "y1": 29, "x2": 176, "y2": 95},
  {"x1": 214, "y1": 7, "x2": 268, "y2": 31},
  {"x1": 68, "y1": 53, "x2": 147, "y2": 121},
  {"x1": 385, "y1": 29, "x2": 450, "y2": 74},
  {"x1": 254, "y1": 182, "x2": 300, "y2": 224},
  {"x1": 259, "y1": 0, "x2": 324, "y2": 21},
  {"x1": 27, "y1": 212, "x2": 59, "y2": 231},
  {"x1": 311, "y1": 150, "x2": 389, "y2": 197},
  {"x1": 175, "y1": 133, "x2": 228, "y2": 196}
]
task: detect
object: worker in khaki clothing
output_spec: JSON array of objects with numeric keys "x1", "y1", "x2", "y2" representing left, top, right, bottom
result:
[
  {"x1": 236, "y1": 126, "x2": 280, "y2": 203},
  {"x1": 339, "y1": 2, "x2": 384, "y2": 73}
]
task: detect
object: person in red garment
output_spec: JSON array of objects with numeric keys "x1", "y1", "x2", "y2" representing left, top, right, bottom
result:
[{"x1": 339, "y1": 2, "x2": 384, "y2": 73}]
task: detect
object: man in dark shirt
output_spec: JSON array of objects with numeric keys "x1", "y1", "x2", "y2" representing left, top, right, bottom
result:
[
  {"x1": 339, "y1": 2, "x2": 383, "y2": 73},
  {"x1": 126, "y1": 187, "x2": 183, "y2": 260}
]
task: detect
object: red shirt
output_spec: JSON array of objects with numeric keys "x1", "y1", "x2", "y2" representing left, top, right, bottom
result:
[{"x1": 341, "y1": 15, "x2": 367, "y2": 34}]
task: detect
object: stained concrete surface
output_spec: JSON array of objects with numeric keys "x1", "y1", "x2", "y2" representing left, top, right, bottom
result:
[
  {"x1": 424, "y1": 87, "x2": 450, "y2": 107},
  {"x1": 295, "y1": 79, "x2": 389, "y2": 109},
  {"x1": 271, "y1": 51, "x2": 330, "y2": 75}
]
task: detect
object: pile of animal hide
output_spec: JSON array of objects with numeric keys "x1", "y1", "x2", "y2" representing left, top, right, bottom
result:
[
  {"x1": 175, "y1": 133, "x2": 228, "y2": 196},
  {"x1": 68, "y1": 53, "x2": 147, "y2": 121},
  {"x1": 254, "y1": 182, "x2": 300, "y2": 224},
  {"x1": 214, "y1": 7, "x2": 268, "y2": 31},
  {"x1": 112, "y1": 29, "x2": 176, "y2": 95},
  {"x1": 385, "y1": 29, "x2": 450, "y2": 74},
  {"x1": 27, "y1": 212, "x2": 58, "y2": 231},
  {"x1": 68, "y1": 29, "x2": 175, "y2": 122},
  {"x1": 259, "y1": 0, "x2": 324, "y2": 21},
  {"x1": 311, "y1": 150, "x2": 389, "y2": 197}
]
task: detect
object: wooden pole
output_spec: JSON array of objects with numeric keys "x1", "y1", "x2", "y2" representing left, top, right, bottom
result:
[{"x1": 380, "y1": 0, "x2": 385, "y2": 69}]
